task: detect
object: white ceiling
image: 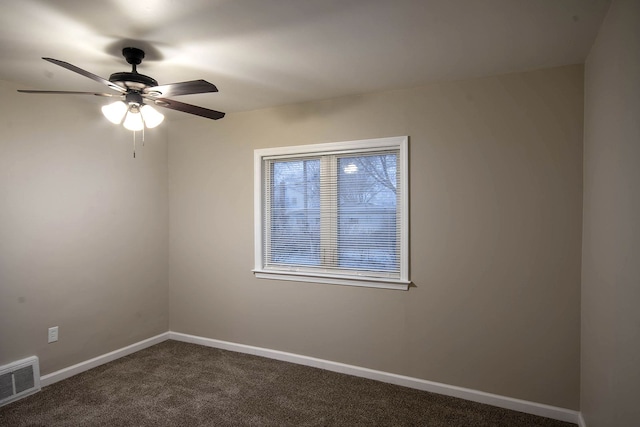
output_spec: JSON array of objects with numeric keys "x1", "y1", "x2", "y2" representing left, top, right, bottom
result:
[{"x1": 0, "y1": 0, "x2": 610, "y2": 116}]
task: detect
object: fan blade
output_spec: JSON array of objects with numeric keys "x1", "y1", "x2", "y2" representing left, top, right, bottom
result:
[
  {"x1": 154, "y1": 98, "x2": 225, "y2": 120},
  {"x1": 144, "y1": 79, "x2": 218, "y2": 97},
  {"x1": 43, "y1": 58, "x2": 126, "y2": 93},
  {"x1": 17, "y1": 90, "x2": 116, "y2": 97}
]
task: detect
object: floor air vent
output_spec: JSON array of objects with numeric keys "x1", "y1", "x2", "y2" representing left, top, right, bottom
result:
[{"x1": 0, "y1": 356, "x2": 41, "y2": 407}]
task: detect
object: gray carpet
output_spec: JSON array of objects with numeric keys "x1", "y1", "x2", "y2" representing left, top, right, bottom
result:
[{"x1": 0, "y1": 340, "x2": 576, "y2": 426}]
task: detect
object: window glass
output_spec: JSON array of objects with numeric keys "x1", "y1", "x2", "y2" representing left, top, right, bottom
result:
[
  {"x1": 270, "y1": 159, "x2": 320, "y2": 266},
  {"x1": 337, "y1": 154, "x2": 398, "y2": 272}
]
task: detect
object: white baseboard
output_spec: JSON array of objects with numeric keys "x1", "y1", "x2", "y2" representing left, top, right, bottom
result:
[
  {"x1": 40, "y1": 332, "x2": 169, "y2": 387},
  {"x1": 169, "y1": 331, "x2": 581, "y2": 425},
  {"x1": 578, "y1": 412, "x2": 587, "y2": 427},
  {"x1": 37, "y1": 330, "x2": 583, "y2": 425}
]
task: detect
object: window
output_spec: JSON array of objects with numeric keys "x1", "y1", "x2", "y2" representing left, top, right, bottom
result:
[{"x1": 254, "y1": 136, "x2": 409, "y2": 290}]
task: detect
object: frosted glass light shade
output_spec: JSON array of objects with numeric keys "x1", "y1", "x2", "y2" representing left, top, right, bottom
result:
[
  {"x1": 123, "y1": 110, "x2": 144, "y2": 131},
  {"x1": 140, "y1": 104, "x2": 164, "y2": 128},
  {"x1": 101, "y1": 101, "x2": 128, "y2": 124}
]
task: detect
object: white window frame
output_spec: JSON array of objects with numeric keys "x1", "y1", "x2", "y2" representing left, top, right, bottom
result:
[{"x1": 253, "y1": 136, "x2": 409, "y2": 290}]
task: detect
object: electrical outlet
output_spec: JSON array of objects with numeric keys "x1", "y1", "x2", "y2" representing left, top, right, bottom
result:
[{"x1": 48, "y1": 326, "x2": 58, "y2": 343}]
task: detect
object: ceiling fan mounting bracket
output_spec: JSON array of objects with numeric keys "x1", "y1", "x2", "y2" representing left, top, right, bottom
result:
[{"x1": 122, "y1": 47, "x2": 145, "y2": 66}]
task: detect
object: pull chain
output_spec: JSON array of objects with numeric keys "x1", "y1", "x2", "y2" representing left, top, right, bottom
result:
[{"x1": 133, "y1": 130, "x2": 136, "y2": 158}]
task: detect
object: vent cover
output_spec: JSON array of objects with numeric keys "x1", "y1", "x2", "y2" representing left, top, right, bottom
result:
[{"x1": 0, "y1": 356, "x2": 41, "y2": 407}]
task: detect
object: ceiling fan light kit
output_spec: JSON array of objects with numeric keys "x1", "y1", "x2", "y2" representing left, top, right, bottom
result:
[
  {"x1": 101, "y1": 93, "x2": 165, "y2": 130},
  {"x1": 18, "y1": 47, "x2": 225, "y2": 135}
]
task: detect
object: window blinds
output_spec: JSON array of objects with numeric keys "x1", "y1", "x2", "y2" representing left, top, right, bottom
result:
[{"x1": 263, "y1": 149, "x2": 401, "y2": 279}]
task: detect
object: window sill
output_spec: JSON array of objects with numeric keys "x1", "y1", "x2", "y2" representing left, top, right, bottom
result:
[{"x1": 253, "y1": 269, "x2": 410, "y2": 291}]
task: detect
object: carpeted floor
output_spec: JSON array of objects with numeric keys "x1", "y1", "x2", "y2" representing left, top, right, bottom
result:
[{"x1": 0, "y1": 340, "x2": 576, "y2": 426}]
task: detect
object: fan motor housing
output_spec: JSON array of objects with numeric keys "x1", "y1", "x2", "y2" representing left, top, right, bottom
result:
[
  {"x1": 109, "y1": 47, "x2": 158, "y2": 90},
  {"x1": 109, "y1": 72, "x2": 158, "y2": 90}
]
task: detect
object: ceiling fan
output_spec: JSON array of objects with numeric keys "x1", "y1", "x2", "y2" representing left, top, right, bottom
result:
[{"x1": 18, "y1": 47, "x2": 225, "y2": 131}]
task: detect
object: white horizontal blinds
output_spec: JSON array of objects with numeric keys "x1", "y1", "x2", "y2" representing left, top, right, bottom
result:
[
  {"x1": 337, "y1": 151, "x2": 400, "y2": 275},
  {"x1": 264, "y1": 158, "x2": 321, "y2": 267},
  {"x1": 264, "y1": 148, "x2": 401, "y2": 279}
]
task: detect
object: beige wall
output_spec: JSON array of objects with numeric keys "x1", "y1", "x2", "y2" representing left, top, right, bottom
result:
[
  {"x1": 0, "y1": 81, "x2": 169, "y2": 375},
  {"x1": 582, "y1": 0, "x2": 640, "y2": 425},
  {"x1": 0, "y1": 62, "x2": 586, "y2": 410},
  {"x1": 169, "y1": 64, "x2": 584, "y2": 409}
]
